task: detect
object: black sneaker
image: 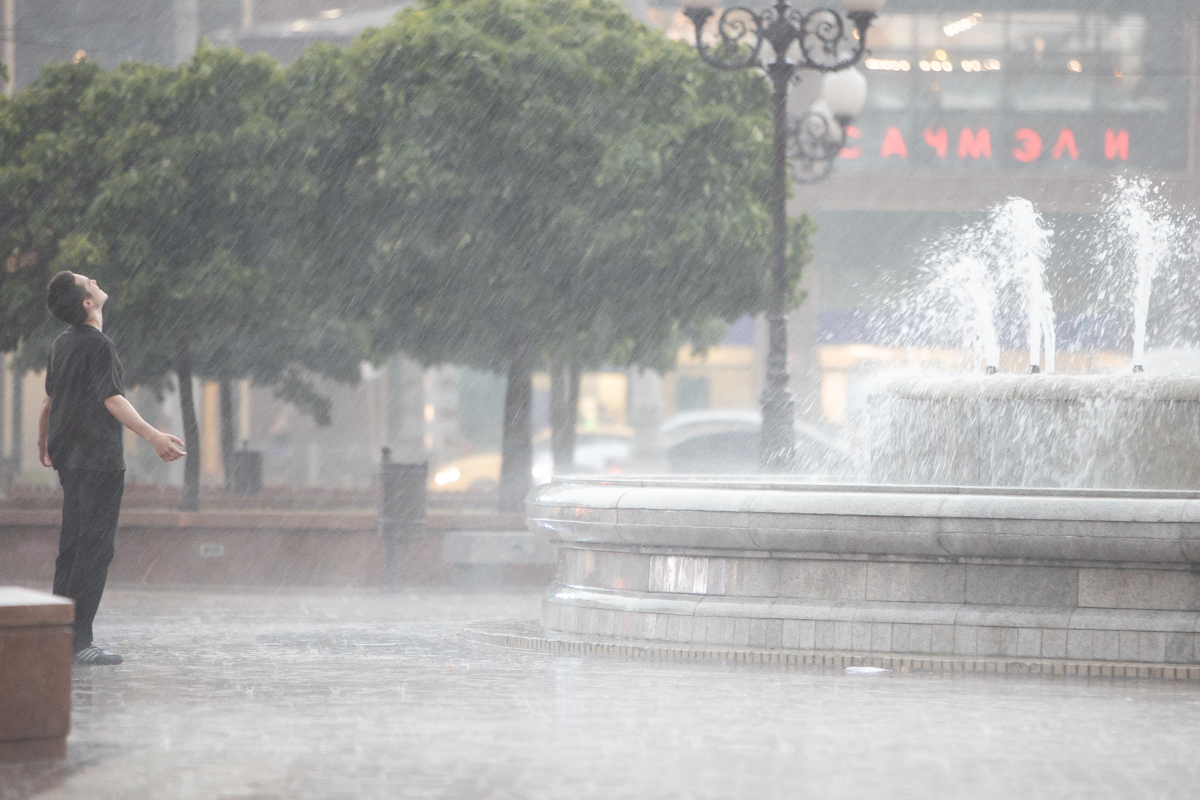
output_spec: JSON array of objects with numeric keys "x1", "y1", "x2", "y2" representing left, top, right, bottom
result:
[{"x1": 74, "y1": 646, "x2": 123, "y2": 666}]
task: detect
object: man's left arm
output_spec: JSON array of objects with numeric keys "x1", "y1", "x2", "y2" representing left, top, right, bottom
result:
[
  {"x1": 103, "y1": 395, "x2": 186, "y2": 462},
  {"x1": 37, "y1": 396, "x2": 51, "y2": 468}
]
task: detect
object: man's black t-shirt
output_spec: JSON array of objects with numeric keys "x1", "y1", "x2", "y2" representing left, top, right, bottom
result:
[{"x1": 45, "y1": 325, "x2": 126, "y2": 471}]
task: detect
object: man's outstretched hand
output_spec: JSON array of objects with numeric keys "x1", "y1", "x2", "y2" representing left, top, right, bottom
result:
[{"x1": 150, "y1": 431, "x2": 186, "y2": 463}]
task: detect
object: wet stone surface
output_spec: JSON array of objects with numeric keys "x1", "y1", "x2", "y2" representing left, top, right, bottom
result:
[{"x1": 4, "y1": 587, "x2": 1200, "y2": 799}]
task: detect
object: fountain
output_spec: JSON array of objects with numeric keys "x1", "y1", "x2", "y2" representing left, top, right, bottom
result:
[
  {"x1": 524, "y1": 181, "x2": 1200, "y2": 672},
  {"x1": 869, "y1": 182, "x2": 1192, "y2": 490}
]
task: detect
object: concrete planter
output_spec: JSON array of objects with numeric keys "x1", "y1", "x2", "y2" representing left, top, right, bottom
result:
[{"x1": 0, "y1": 587, "x2": 73, "y2": 761}]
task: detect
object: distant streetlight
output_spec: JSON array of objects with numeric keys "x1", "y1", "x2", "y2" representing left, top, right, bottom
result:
[{"x1": 681, "y1": 0, "x2": 882, "y2": 470}]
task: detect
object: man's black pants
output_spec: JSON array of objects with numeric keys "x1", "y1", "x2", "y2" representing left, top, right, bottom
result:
[{"x1": 54, "y1": 469, "x2": 124, "y2": 652}]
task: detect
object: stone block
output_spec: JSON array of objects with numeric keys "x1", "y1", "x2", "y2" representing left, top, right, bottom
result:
[
  {"x1": 964, "y1": 565, "x2": 1078, "y2": 607},
  {"x1": 891, "y1": 623, "x2": 913, "y2": 653},
  {"x1": 555, "y1": 604, "x2": 575, "y2": 632},
  {"x1": 678, "y1": 615, "x2": 694, "y2": 644},
  {"x1": 910, "y1": 624, "x2": 933, "y2": 653},
  {"x1": 975, "y1": 627, "x2": 1002, "y2": 656},
  {"x1": 0, "y1": 587, "x2": 74, "y2": 763},
  {"x1": 814, "y1": 621, "x2": 836, "y2": 650},
  {"x1": 999, "y1": 627, "x2": 1019, "y2": 657},
  {"x1": 1117, "y1": 630, "x2": 1138, "y2": 661},
  {"x1": 568, "y1": 606, "x2": 588, "y2": 634},
  {"x1": 1165, "y1": 632, "x2": 1195, "y2": 664},
  {"x1": 598, "y1": 609, "x2": 616, "y2": 637},
  {"x1": 727, "y1": 559, "x2": 781, "y2": 598},
  {"x1": 781, "y1": 620, "x2": 800, "y2": 649},
  {"x1": 954, "y1": 625, "x2": 978, "y2": 656},
  {"x1": 931, "y1": 625, "x2": 954, "y2": 654},
  {"x1": 558, "y1": 548, "x2": 584, "y2": 585},
  {"x1": 1079, "y1": 569, "x2": 1200, "y2": 612},
  {"x1": 748, "y1": 618, "x2": 766, "y2": 647},
  {"x1": 866, "y1": 562, "x2": 965, "y2": 603},
  {"x1": 1093, "y1": 629, "x2": 1119, "y2": 660},
  {"x1": 795, "y1": 620, "x2": 816, "y2": 650},
  {"x1": 870, "y1": 623, "x2": 892, "y2": 652},
  {"x1": 851, "y1": 622, "x2": 872, "y2": 651},
  {"x1": 704, "y1": 559, "x2": 729, "y2": 596},
  {"x1": 764, "y1": 619, "x2": 783, "y2": 649},
  {"x1": 833, "y1": 622, "x2": 853, "y2": 650},
  {"x1": 648, "y1": 555, "x2": 709, "y2": 595},
  {"x1": 1067, "y1": 630, "x2": 1094, "y2": 660},
  {"x1": 733, "y1": 618, "x2": 751, "y2": 647},
  {"x1": 779, "y1": 561, "x2": 867, "y2": 601},
  {"x1": 1137, "y1": 631, "x2": 1167, "y2": 662},
  {"x1": 1069, "y1": 607, "x2": 1198, "y2": 633},
  {"x1": 1017, "y1": 628, "x2": 1041, "y2": 657},
  {"x1": 1042, "y1": 629, "x2": 1067, "y2": 658},
  {"x1": 955, "y1": 606, "x2": 1074, "y2": 630},
  {"x1": 664, "y1": 614, "x2": 680, "y2": 642},
  {"x1": 714, "y1": 618, "x2": 736, "y2": 645}
]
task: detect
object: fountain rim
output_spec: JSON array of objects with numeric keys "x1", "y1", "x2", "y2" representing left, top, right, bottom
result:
[
  {"x1": 529, "y1": 476, "x2": 1200, "y2": 501},
  {"x1": 867, "y1": 372, "x2": 1200, "y2": 402}
]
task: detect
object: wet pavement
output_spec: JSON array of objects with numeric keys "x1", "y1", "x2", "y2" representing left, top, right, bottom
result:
[{"x1": 4, "y1": 587, "x2": 1200, "y2": 799}]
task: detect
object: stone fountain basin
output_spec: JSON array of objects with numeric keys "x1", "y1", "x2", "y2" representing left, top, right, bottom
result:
[
  {"x1": 866, "y1": 374, "x2": 1200, "y2": 490},
  {"x1": 528, "y1": 478, "x2": 1200, "y2": 665}
]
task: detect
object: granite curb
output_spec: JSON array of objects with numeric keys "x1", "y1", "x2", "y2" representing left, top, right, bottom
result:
[{"x1": 464, "y1": 620, "x2": 1200, "y2": 681}]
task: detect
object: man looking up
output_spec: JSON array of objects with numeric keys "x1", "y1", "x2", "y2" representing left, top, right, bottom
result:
[{"x1": 37, "y1": 271, "x2": 185, "y2": 665}]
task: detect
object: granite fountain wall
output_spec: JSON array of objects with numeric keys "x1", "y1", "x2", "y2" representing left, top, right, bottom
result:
[
  {"x1": 864, "y1": 375, "x2": 1200, "y2": 490},
  {"x1": 529, "y1": 478, "x2": 1200, "y2": 665}
]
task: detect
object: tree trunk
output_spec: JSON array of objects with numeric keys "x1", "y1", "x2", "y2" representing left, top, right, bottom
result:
[
  {"x1": 219, "y1": 378, "x2": 236, "y2": 486},
  {"x1": 177, "y1": 344, "x2": 201, "y2": 512},
  {"x1": 10, "y1": 367, "x2": 21, "y2": 474},
  {"x1": 550, "y1": 364, "x2": 579, "y2": 475},
  {"x1": 498, "y1": 352, "x2": 533, "y2": 513}
]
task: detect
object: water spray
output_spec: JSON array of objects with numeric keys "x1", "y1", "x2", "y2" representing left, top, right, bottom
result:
[{"x1": 1110, "y1": 177, "x2": 1179, "y2": 372}]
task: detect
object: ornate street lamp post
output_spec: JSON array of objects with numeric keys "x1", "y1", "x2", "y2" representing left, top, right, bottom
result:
[{"x1": 681, "y1": 0, "x2": 882, "y2": 469}]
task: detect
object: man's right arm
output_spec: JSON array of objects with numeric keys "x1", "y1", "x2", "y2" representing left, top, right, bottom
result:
[{"x1": 103, "y1": 394, "x2": 186, "y2": 463}]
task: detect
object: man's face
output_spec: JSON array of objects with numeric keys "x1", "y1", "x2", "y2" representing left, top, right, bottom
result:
[{"x1": 73, "y1": 273, "x2": 108, "y2": 312}]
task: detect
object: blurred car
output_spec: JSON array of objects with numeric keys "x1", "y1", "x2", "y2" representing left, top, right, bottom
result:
[
  {"x1": 661, "y1": 409, "x2": 852, "y2": 477},
  {"x1": 429, "y1": 425, "x2": 633, "y2": 492}
]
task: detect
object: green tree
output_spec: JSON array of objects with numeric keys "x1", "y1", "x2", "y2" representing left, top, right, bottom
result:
[
  {"x1": 1, "y1": 50, "x2": 372, "y2": 509},
  {"x1": 288, "y1": 0, "x2": 789, "y2": 508}
]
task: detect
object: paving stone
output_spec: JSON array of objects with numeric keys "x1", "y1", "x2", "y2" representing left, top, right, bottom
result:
[{"x1": 3, "y1": 587, "x2": 1200, "y2": 799}]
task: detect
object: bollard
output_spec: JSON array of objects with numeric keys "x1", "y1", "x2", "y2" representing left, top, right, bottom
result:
[
  {"x1": 225, "y1": 441, "x2": 263, "y2": 496},
  {"x1": 378, "y1": 448, "x2": 428, "y2": 588}
]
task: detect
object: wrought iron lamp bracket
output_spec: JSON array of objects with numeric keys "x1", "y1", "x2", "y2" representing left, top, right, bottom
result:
[{"x1": 683, "y1": 2, "x2": 873, "y2": 74}]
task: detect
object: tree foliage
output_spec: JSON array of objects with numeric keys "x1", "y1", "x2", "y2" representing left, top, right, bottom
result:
[
  {"x1": 0, "y1": 0, "x2": 813, "y2": 508},
  {"x1": 289, "y1": 0, "x2": 783, "y2": 374}
]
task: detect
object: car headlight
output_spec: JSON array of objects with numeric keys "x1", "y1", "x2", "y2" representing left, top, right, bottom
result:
[{"x1": 434, "y1": 466, "x2": 462, "y2": 486}]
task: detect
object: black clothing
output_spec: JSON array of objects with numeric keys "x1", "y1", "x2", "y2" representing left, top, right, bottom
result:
[
  {"x1": 45, "y1": 324, "x2": 127, "y2": 651},
  {"x1": 45, "y1": 324, "x2": 126, "y2": 471},
  {"x1": 54, "y1": 469, "x2": 124, "y2": 651}
]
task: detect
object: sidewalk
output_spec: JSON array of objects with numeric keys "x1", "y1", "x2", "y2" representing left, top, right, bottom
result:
[{"x1": 3, "y1": 587, "x2": 1200, "y2": 799}]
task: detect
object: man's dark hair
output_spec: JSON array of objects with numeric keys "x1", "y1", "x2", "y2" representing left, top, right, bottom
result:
[{"x1": 47, "y1": 271, "x2": 89, "y2": 326}]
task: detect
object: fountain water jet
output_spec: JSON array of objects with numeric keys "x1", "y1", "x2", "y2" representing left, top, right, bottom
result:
[
  {"x1": 904, "y1": 198, "x2": 1055, "y2": 374},
  {"x1": 988, "y1": 198, "x2": 1055, "y2": 373},
  {"x1": 1107, "y1": 178, "x2": 1181, "y2": 372}
]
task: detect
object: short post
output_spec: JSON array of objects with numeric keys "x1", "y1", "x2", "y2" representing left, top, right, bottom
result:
[
  {"x1": 378, "y1": 447, "x2": 427, "y2": 589},
  {"x1": 225, "y1": 440, "x2": 263, "y2": 496}
]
